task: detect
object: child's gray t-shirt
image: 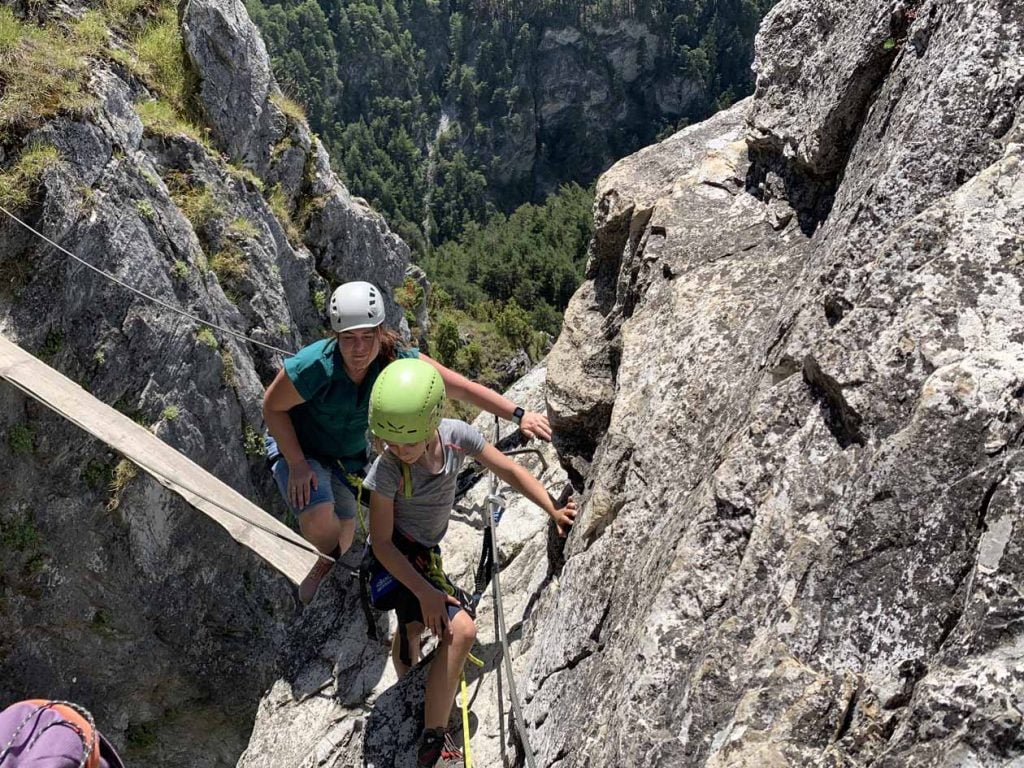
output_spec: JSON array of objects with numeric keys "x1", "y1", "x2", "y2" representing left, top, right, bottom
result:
[{"x1": 363, "y1": 419, "x2": 486, "y2": 547}]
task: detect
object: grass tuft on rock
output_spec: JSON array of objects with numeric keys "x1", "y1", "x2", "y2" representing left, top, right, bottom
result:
[
  {"x1": 0, "y1": 142, "x2": 60, "y2": 210},
  {"x1": 0, "y1": 8, "x2": 103, "y2": 136}
]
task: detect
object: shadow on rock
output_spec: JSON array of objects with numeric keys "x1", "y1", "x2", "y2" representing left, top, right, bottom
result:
[{"x1": 362, "y1": 638, "x2": 501, "y2": 767}]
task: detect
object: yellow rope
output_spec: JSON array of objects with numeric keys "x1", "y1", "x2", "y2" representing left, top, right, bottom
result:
[
  {"x1": 460, "y1": 672, "x2": 472, "y2": 768},
  {"x1": 347, "y1": 473, "x2": 368, "y2": 538}
]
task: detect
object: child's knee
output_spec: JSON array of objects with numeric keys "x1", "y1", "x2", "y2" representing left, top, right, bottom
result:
[{"x1": 449, "y1": 612, "x2": 476, "y2": 648}]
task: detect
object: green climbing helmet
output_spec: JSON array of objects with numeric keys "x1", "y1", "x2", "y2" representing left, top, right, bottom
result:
[{"x1": 369, "y1": 358, "x2": 445, "y2": 444}]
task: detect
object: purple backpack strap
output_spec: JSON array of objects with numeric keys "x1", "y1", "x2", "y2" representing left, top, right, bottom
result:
[{"x1": 0, "y1": 700, "x2": 123, "y2": 768}]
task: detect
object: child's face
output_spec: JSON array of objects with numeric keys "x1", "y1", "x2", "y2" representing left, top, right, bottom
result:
[{"x1": 387, "y1": 438, "x2": 428, "y2": 465}]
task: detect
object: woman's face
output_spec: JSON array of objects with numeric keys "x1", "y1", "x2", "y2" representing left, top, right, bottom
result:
[{"x1": 338, "y1": 327, "x2": 380, "y2": 376}]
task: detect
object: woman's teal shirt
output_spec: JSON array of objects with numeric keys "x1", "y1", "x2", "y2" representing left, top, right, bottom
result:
[{"x1": 284, "y1": 338, "x2": 419, "y2": 470}]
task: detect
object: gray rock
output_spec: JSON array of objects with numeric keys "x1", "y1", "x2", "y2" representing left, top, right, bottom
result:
[
  {"x1": 527, "y1": 2, "x2": 1024, "y2": 766},
  {"x1": 181, "y1": 0, "x2": 277, "y2": 173},
  {"x1": 182, "y1": 0, "x2": 410, "y2": 324},
  {"x1": 0, "y1": 0, "x2": 412, "y2": 762}
]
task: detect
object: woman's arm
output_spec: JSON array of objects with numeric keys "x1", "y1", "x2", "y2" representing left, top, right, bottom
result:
[
  {"x1": 420, "y1": 353, "x2": 552, "y2": 441},
  {"x1": 262, "y1": 369, "x2": 317, "y2": 507},
  {"x1": 369, "y1": 491, "x2": 457, "y2": 638},
  {"x1": 474, "y1": 443, "x2": 577, "y2": 535}
]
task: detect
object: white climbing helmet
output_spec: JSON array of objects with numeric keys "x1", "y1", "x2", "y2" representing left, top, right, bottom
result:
[{"x1": 328, "y1": 281, "x2": 386, "y2": 333}]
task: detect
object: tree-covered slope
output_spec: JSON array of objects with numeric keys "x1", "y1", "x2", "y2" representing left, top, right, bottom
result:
[{"x1": 247, "y1": 0, "x2": 778, "y2": 249}]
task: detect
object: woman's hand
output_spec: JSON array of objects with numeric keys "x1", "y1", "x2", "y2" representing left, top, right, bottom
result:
[
  {"x1": 553, "y1": 496, "x2": 577, "y2": 537},
  {"x1": 417, "y1": 587, "x2": 462, "y2": 642},
  {"x1": 287, "y1": 459, "x2": 318, "y2": 509},
  {"x1": 519, "y1": 410, "x2": 552, "y2": 441}
]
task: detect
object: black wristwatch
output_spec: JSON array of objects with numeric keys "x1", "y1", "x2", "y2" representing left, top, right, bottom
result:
[{"x1": 512, "y1": 406, "x2": 525, "y2": 426}]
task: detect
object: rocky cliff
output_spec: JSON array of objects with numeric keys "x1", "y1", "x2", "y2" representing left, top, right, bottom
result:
[
  {"x1": 469, "y1": 18, "x2": 705, "y2": 203},
  {"x1": 0, "y1": 0, "x2": 409, "y2": 763},
  {"x1": 4, "y1": 0, "x2": 1022, "y2": 766},
  {"x1": 541, "y1": 0, "x2": 1024, "y2": 764},
  {"x1": 242, "y1": 0, "x2": 1024, "y2": 766}
]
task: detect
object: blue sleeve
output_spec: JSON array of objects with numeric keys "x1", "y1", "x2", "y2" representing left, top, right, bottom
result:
[
  {"x1": 397, "y1": 347, "x2": 420, "y2": 360},
  {"x1": 283, "y1": 341, "x2": 330, "y2": 402}
]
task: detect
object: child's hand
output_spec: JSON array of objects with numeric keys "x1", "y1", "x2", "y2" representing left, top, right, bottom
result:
[
  {"x1": 418, "y1": 587, "x2": 462, "y2": 642},
  {"x1": 553, "y1": 497, "x2": 577, "y2": 537}
]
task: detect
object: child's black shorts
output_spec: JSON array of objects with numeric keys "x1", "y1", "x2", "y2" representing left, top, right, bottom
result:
[{"x1": 362, "y1": 535, "x2": 475, "y2": 628}]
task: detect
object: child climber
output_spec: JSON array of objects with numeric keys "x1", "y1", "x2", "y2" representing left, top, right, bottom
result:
[{"x1": 361, "y1": 358, "x2": 576, "y2": 767}]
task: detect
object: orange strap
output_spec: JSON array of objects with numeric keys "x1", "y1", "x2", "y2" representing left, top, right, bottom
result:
[{"x1": 23, "y1": 700, "x2": 99, "y2": 768}]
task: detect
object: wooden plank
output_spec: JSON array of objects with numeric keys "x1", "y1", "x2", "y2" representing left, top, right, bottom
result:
[{"x1": 0, "y1": 334, "x2": 316, "y2": 585}]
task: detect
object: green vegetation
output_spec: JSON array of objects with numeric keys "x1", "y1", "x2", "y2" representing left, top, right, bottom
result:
[
  {"x1": 171, "y1": 260, "x2": 189, "y2": 280},
  {"x1": 247, "y1": 0, "x2": 777, "y2": 251},
  {"x1": 164, "y1": 172, "x2": 223, "y2": 232},
  {"x1": 160, "y1": 405, "x2": 179, "y2": 421},
  {"x1": 39, "y1": 329, "x2": 63, "y2": 363},
  {"x1": 81, "y1": 459, "x2": 114, "y2": 492},
  {"x1": 135, "y1": 98, "x2": 209, "y2": 147},
  {"x1": 0, "y1": 7, "x2": 103, "y2": 137},
  {"x1": 0, "y1": 142, "x2": 60, "y2": 210},
  {"x1": 91, "y1": 607, "x2": 115, "y2": 635},
  {"x1": 311, "y1": 288, "x2": 326, "y2": 315},
  {"x1": 271, "y1": 90, "x2": 307, "y2": 123},
  {"x1": 196, "y1": 327, "x2": 218, "y2": 348},
  {"x1": 7, "y1": 423, "x2": 33, "y2": 455},
  {"x1": 125, "y1": 720, "x2": 158, "y2": 751},
  {"x1": 0, "y1": 512, "x2": 40, "y2": 551},
  {"x1": 227, "y1": 217, "x2": 260, "y2": 240},
  {"x1": 226, "y1": 162, "x2": 265, "y2": 191},
  {"x1": 243, "y1": 425, "x2": 265, "y2": 457},
  {"x1": 220, "y1": 348, "x2": 237, "y2": 386},
  {"x1": 135, "y1": 199, "x2": 156, "y2": 220},
  {"x1": 107, "y1": 458, "x2": 138, "y2": 511},
  {"x1": 267, "y1": 184, "x2": 299, "y2": 242},
  {"x1": 209, "y1": 243, "x2": 248, "y2": 301},
  {"x1": 422, "y1": 182, "x2": 593, "y2": 337}
]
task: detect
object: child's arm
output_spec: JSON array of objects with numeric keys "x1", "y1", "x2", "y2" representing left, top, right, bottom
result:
[
  {"x1": 474, "y1": 444, "x2": 577, "y2": 535},
  {"x1": 369, "y1": 490, "x2": 460, "y2": 639}
]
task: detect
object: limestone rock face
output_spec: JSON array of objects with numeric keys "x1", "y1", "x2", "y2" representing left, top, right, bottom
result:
[
  {"x1": 458, "y1": 19, "x2": 704, "y2": 202},
  {"x1": 182, "y1": 0, "x2": 409, "y2": 326},
  {"x1": 235, "y1": 2, "x2": 1023, "y2": 767},
  {"x1": 534, "y1": 1, "x2": 1024, "y2": 765},
  {"x1": 0, "y1": 0, "x2": 410, "y2": 763}
]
